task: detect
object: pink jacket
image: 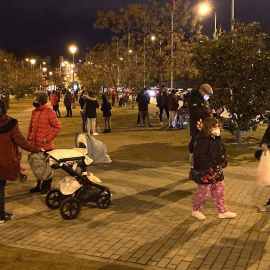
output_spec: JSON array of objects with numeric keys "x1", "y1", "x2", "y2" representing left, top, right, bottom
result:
[{"x1": 28, "y1": 105, "x2": 60, "y2": 150}]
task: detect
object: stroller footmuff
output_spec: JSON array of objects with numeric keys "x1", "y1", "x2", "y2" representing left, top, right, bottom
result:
[{"x1": 45, "y1": 133, "x2": 112, "y2": 220}]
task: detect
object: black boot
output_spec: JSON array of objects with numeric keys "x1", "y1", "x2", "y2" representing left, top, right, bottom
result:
[
  {"x1": 107, "y1": 129, "x2": 111, "y2": 133},
  {"x1": 29, "y1": 180, "x2": 41, "y2": 193},
  {"x1": 102, "y1": 129, "x2": 108, "y2": 133},
  {"x1": 40, "y1": 178, "x2": 52, "y2": 194}
]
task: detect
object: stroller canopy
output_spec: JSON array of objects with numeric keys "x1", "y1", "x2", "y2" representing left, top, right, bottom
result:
[{"x1": 75, "y1": 133, "x2": 112, "y2": 164}]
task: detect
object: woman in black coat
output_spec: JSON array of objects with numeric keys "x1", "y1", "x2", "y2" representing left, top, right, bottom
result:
[
  {"x1": 85, "y1": 91, "x2": 99, "y2": 135},
  {"x1": 101, "y1": 95, "x2": 112, "y2": 133}
]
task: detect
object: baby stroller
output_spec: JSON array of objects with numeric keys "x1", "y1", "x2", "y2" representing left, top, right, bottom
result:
[{"x1": 45, "y1": 133, "x2": 112, "y2": 220}]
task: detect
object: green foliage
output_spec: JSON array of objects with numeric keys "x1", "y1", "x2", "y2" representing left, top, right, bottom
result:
[{"x1": 193, "y1": 21, "x2": 270, "y2": 137}]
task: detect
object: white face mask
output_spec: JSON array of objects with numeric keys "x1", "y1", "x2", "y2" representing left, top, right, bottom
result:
[
  {"x1": 204, "y1": 94, "x2": 210, "y2": 101},
  {"x1": 212, "y1": 128, "x2": 221, "y2": 137}
]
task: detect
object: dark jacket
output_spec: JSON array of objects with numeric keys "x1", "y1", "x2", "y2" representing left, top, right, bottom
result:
[
  {"x1": 136, "y1": 91, "x2": 150, "y2": 111},
  {"x1": 261, "y1": 125, "x2": 270, "y2": 146},
  {"x1": 64, "y1": 92, "x2": 72, "y2": 107},
  {"x1": 79, "y1": 96, "x2": 85, "y2": 109},
  {"x1": 85, "y1": 96, "x2": 99, "y2": 118},
  {"x1": 168, "y1": 93, "x2": 179, "y2": 111},
  {"x1": 193, "y1": 131, "x2": 227, "y2": 184},
  {"x1": 0, "y1": 115, "x2": 40, "y2": 181},
  {"x1": 156, "y1": 92, "x2": 168, "y2": 108},
  {"x1": 101, "y1": 101, "x2": 112, "y2": 117},
  {"x1": 188, "y1": 90, "x2": 211, "y2": 123}
]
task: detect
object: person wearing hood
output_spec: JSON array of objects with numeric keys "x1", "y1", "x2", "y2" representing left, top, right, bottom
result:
[
  {"x1": 28, "y1": 91, "x2": 61, "y2": 193},
  {"x1": 0, "y1": 100, "x2": 41, "y2": 223},
  {"x1": 85, "y1": 91, "x2": 99, "y2": 135},
  {"x1": 191, "y1": 117, "x2": 237, "y2": 220}
]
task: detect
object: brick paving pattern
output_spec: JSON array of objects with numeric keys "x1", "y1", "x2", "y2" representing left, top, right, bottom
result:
[{"x1": 1, "y1": 103, "x2": 270, "y2": 269}]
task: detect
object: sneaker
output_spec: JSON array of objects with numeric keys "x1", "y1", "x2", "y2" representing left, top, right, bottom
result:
[
  {"x1": 149, "y1": 124, "x2": 154, "y2": 127},
  {"x1": 0, "y1": 212, "x2": 13, "y2": 224},
  {"x1": 218, "y1": 211, "x2": 237, "y2": 219},
  {"x1": 160, "y1": 122, "x2": 163, "y2": 126},
  {"x1": 141, "y1": 124, "x2": 145, "y2": 127},
  {"x1": 93, "y1": 132, "x2": 99, "y2": 136},
  {"x1": 192, "y1": 211, "x2": 206, "y2": 220}
]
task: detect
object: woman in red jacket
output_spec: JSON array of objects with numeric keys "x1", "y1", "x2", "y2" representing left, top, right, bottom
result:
[
  {"x1": 28, "y1": 91, "x2": 61, "y2": 194},
  {"x1": 0, "y1": 100, "x2": 41, "y2": 223},
  {"x1": 50, "y1": 90, "x2": 60, "y2": 117}
]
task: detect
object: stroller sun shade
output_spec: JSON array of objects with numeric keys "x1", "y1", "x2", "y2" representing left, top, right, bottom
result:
[{"x1": 75, "y1": 133, "x2": 112, "y2": 164}]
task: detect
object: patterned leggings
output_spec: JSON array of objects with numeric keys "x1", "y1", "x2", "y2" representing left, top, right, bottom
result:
[{"x1": 193, "y1": 181, "x2": 228, "y2": 213}]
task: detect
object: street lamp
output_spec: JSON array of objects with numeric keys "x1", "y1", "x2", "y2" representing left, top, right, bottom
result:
[
  {"x1": 199, "y1": 3, "x2": 217, "y2": 39},
  {"x1": 42, "y1": 68, "x2": 47, "y2": 90},
  {"x1": 69, "y1": 45, "x2": 77, "y2": 90},
  {"x1": 30, "y1": 59, "x2": 36, "y2": 90},
  {"x1": 231, "y1": 0, "x2": 235, "y2": 31}
]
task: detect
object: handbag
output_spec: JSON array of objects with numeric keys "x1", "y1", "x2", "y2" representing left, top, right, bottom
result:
[{"x1": 258, "y1": 150, "x2": 270, "y2": 186}]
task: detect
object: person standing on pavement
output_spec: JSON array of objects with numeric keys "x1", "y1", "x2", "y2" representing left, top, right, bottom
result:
[
  {"x1": 188, "y1": 84, "x2": 213, "y2": 177},
  {"x1": 0, "y1": 100, "x2": 42, "y2": 223},
  {"x1": 28, "y1": 91, "x2": 61, "y2": 193},
  {"x1": 136, "y1": 88, "x2": 154, "y2": 128},
  {"x1": 192, "y1": 117, "x2": 237, "y2": 220},
  {"x1": 79, "y1": 90, "x2": 87, "y2": 132},
  {"x1": 64, "y1": 90, "x2": 72, "y2": 117},
  {"x1": 85, "y1": 91, "x2": 99, "y2": 135},
  {"x1": 156, "y1": 85, "x2": 169, "y2": 126},
  {"x1": 255, "y1": 125, "x2": 270, "y2": 211},
  {"x1": 101, "y1": 95, "x2": 112, "y2": 133},
  {"x1": 50, "y1": 90, "x2": 60, "y2": 117},
  {"x1": 168, "y1": 89, "x2": 179, "y2": 128}
]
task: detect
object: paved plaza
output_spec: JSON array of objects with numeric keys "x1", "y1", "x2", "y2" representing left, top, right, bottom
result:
[{"x1": 1, "y1": 101, "x2": 270, "y2": 270}]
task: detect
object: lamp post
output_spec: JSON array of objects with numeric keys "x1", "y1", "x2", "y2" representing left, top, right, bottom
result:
[
  {"x1": 69, "y1": 45, "x2": 77, "y2": 90},
  {"x1": 231, "y1": 0, "x2": 235, "y2": 31},
  {"x1": 199, "y1": 3, "x2": 217, "y2": 39},
  {"x1": 30, "y1": 59, "x2": 36, "y2": 90},
  {"x1": 42, "y1": 67, "x2": 47, "y2": 90}
]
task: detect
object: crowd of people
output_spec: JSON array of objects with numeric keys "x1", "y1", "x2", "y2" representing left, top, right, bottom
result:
[{"x1": 1, "y1": 83, "x2": 270, "y2": 224}]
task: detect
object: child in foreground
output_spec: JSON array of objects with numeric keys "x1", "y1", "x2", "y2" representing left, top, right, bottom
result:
[{"x1": 192, "y1": 117, "x2": 237, "y2": 220}]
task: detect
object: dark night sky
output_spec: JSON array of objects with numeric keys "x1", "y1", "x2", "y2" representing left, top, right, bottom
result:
[{"x1": 1, "y1": 0, "x2": 270, "y2": 60}]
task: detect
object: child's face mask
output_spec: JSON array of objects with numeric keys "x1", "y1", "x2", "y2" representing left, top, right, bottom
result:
[{"x1": 211, "y1": 128, "x2": 220, "y2": 137}]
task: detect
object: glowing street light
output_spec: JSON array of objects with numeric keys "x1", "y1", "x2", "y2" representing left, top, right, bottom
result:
[
  {"x1": 199, "y1": 3, "x2": 217, "y2": 39},
  {"x1": 69, "y1": 45, "x2": 77, "y2": 90},
  {"x1": 151, "y1": 35, "x2": 156, "y2": 41},
  {"x1": 30, "y1": 59, "x2": 36, "y2": 66}
]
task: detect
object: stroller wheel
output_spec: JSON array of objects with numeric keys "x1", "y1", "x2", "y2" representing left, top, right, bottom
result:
[
  {"x1": 46, "y1": 189, "x2": 63, "y2": 209},
  {"x1": 97, "y1": 195, "x2": 111, "y2": 209},
  {"x1": 20, "y1": 174, "x2": 27, "y2": 182},
  {"x1": 60, "y1": 197, "x2": 81, "y2": 220}
]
